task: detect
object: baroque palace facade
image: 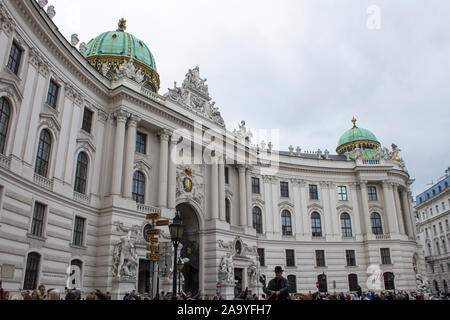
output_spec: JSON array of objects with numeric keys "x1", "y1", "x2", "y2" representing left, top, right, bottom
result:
[{"x1": 0, "y1": 0, "x2": 425, "y2": 298}]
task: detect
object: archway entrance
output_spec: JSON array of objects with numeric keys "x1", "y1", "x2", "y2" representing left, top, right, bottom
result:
[{"x1": 177, "y1": 203, "x2": 200, "y2": 295}]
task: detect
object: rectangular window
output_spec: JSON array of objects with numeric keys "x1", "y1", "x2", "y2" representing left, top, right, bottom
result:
[
  {"x1": 380, "y1": 248, "x2": 392, "y2": 265},
  {"x1": 81, "y1": 107, "x2": 94, "y2": 134},
  {"x1": 73, "y1": 216, "x2": 86, "y2": 247},
  {"x1": 446, "y1": 220, "x2": 449, "y2": 231},
  {"x1": 280, "y1": 182, "x2": 289, "y2": 198},
  {"x1": 252, "y1": 177, "x2": 260, "y2": 194},
  {"x1": 7, "y1": 41, "x2": 23, "y2": 75},
  {"x1": 338, "y1": 186, "x2": 348, "y2": 201},
  {"x1": 309, "y1": 185, "x2": 319, "y2": 200},
  {"x1": 442, "y1": 202, "x2": 446, "y2": 211},
  {"x1": 425, "y1": 228, "x2": 429, "y2": 238},
  {"x1": 30, "y1": 202, "x2": 46, "y2": 237},
  {"x1": 225, "y1": 167, "x2": 230, "y2": 185},
  {"x1": 286, "y1": 250, "x2": 295, "y2": 267},
  {"x1": 436, "y1": 205, "x2": 439, "y2": 214},
  {"x1": 136, "y1": 132, "x2": 147, "y2": 154},
  {"x1": 257, "y1": 248, "x2": 265, "y2": 267},
  {"x1": 368, "y1": 186, "x2": 378, "y2": 201},
  {"x1": 316, "y1": 250, "x2": 326, "y2": 267},
  {"x1": 439, "y1": 223, "x2": 443, "y2": 234},
  {"x1": 346, "y1": 250, "x2": 356, "y2": 267},
  {"x1": 46, "y1": 80, "x2": 59, "y2": 109}
]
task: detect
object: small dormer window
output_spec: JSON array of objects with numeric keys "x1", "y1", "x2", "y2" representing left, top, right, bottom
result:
[
  {"x1": 112, "y1": 33, "x2": 118, "y2": 39},
  {"x1": 139, "y1": 41, "x2": 144, "y2": 47}
]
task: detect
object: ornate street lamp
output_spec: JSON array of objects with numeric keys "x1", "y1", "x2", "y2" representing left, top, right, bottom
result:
[{"x1": 169, "y1": 210, "x2": 184, "y2": 300}]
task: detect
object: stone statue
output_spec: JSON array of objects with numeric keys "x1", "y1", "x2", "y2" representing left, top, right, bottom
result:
[
  {"x1": 79, "y1": 42, "x2": 87, "y2": 55},
  {"x1": 38, "y1": 0, "x2": 48, "y2": 8},
  {"x1": 353, "y1": 144, "x2": 363, "y2": 160},
  {"x1": 112, "y1": 230, "x2": 139, "y2": 280},
  {"x1": 46, "y1": 5, "x2": 56, "y2": 19},
  {"x1": 416, "y1": 274, "x2": 431, "y2": 294},
  {"x1": 247, "y1": 260, "x2": 258, "y2": 285},
  {"x1": 101, "y1": 63, "x2": 109, "y2": 77},
  {"x1": 219, "y1": 252, "x2": 235, "y2": 284},
  {"x1": 71, "y1": 34, "x2": 79, "y2": 47}
]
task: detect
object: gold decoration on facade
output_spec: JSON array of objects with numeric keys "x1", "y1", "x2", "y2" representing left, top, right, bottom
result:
[
  {"x1": 352, "y1": 117, "x2": 357, "y2": 128},
  {"x1": 118, "y1": 18, "x2": 127, "y2": 32},
  {"x1": 86, "y1": 54, "x2": 160, "y2": 92},
  {"x1": 336, "y1": 140, "x2": 381, "y2": 155}
]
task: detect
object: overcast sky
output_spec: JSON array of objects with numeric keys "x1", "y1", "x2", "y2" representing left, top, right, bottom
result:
[{"x1": 46, "y1": 0, "x2": 450, "y2": 197}]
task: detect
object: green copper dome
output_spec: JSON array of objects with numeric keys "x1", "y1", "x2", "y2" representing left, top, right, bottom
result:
[
  {"x1": 336, "y1": 118, "x2": 380, "y2": 155},
  {"x1": 84, "y1": 31, "x2": 156, "y2": 70},
  {"x1": 84, "y1": 18, "x2": 160, "y2": 92}
]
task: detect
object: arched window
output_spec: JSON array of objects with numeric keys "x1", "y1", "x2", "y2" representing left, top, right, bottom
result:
[
  {"x1": 371, "y1": 213, "x2": 383, "y2": 235},
  {"x1": 74, "y1": 152, "x2": 88, "y2": 194},
  {"x1": 318, "y1": 274, "x2": 328, "y2": 293},
  {"x1": 384, "y1": 272, "x2": 395, "y2": 290},
  {"x1": 311, "y1": 212, "x2": 322, "y2": 237},
  {"x1": 252, "y1": 207, "x2": 263, "y2": 234},
  {"x1": 287, "y1": 275, "x2": 297, "y2": 294},
  {"x1": 23, "y1": 252, "x2": 41, "y2": 290},
  {"x1": 34, "y1": 129, "x2": 52, "y2": 177},
  {"x1": 281, "y1": 210, "x2": 293, "y2": 236},
  {"x1": 348, "y1": 274, "x2": 358, "y2": 292},
  {"x1": 225, "y1": 199, "x2": 231, "y2": 224},
  {"x1": 69, "y1": 259, "x2": 83, "y2": 289},
  {"x1": 433, "y1": 280, "x2": 439, "y2": 293},
  {"x1": 132, "y1": 171, "x2": 145, "y2": 204},
  {"x1": 341, "y1": 213, "x2": 353, "y2": 237},
  {"x1": 0, "y1": 97, "x2": 11, "y2": 154}
]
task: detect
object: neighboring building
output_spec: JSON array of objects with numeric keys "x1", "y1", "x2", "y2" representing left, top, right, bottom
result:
[
  {"x1": 415, "y1": 169, "x2": 450, "y2": 294},
  {"x1": 0, "y1": 0, "x2": 425, "y2": 298}
]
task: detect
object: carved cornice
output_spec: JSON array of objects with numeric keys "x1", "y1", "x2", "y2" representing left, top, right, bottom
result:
[{"x1": 0, "y1": 3, "x2": 17, "y2": 36}]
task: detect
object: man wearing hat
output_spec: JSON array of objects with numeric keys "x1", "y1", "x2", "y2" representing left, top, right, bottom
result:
[{"x1": 266, "y1": 266, "x2": 290, "y2": 301}]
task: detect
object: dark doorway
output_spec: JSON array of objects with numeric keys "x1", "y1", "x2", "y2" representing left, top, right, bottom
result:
[
  {"x1": 318, "y1": 274, "x2": 328, "y2": 293},
  {"x1": 138, "y1": 259, "x2": 151, "y2": 294},
  {"x1": 235, "y1": 268, "x2": 243, "y2": 294},
  {"x1": 177, "y1": 203, "x2": 200, "y2": 295}
]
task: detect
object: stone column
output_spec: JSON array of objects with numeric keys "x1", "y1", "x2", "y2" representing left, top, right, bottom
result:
[
  {"x1": 263, "y1": 176, "x2": 274, "y2": 233},
  {"x1": 211, "y1": 160, "x2": 219, "y2": 220},
  {"x1": 167, "y1": 136, "x2": 178, "y2": 210},
  {"x1": 359, "y1": 182, "x2": 373, "y2": 236},
  {"x1": 401, "y1": 189, "x2": 414, "y2": 239},
  {"x1": 246, "y1": 169, "x2": 253, "y2": 228},
  {"x1": 299, "y1": 181, "x2": 309, "y2": 236},
  {"x1": 407, "y1": 191, "x2": 418, "y2": 239},
  {"x1": 238, "y1": 166, "x2": 247, "y2": 227},
  {"x1": 328, "y1": 183, "x2": 340, "y2": 236},
  {"x1": 218, "y1": 157, "x2": 226, "y2": 221},
  {"x1": 158, "y1": 129, "x2": 171, "y2": 208},
  {"x1": 321, "y1": 182, "x2": 333, "y2": 237},
  {"x1": 382, "y1": 182, "x2": 400, "y2": 235},
  {"x1": 111, "y1": 110, "x2": 129, "y2": 195},
  {"x1": 393, "y1": 184, "x2": 406, "y2": 235},
  {"x1": 123, "y1": 115, "x2": 140, "y2": 199},
  {"x1": 349, "y1": 183, "x2": 363, "y2": 236},
  {"x1": 292, "y1": 180, "x2": 304, "y2": 235}
]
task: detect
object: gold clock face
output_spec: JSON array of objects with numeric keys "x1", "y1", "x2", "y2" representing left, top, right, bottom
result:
[{"x1": 183, "y1": 177, "x2": 193, "y2": 193}]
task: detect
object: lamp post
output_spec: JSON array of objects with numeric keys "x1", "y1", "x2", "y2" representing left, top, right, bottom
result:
[{"x1": 169, "y1": 210, "x2": 184, "y2": 301}]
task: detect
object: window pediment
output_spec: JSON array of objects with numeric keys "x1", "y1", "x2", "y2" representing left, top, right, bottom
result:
[
  {"x1": 76, "y1": 136, "x2": 96, "y2": 153},
  {"x1": 40, "y1": 113, "x2": 61, "y2": 132}
]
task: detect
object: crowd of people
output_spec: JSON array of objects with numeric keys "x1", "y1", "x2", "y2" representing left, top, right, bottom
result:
[{"x1": 1, "y1": 279, "x2": 448, "y2": 301}]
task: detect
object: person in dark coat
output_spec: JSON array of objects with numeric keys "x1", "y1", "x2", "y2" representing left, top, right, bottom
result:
[{"x1": 266, "y1": 266, "x2": 290, "y2": 301}]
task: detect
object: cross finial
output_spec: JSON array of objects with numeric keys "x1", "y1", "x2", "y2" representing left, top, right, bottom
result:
[
  {"x1": 351, "y1": 117, "x2": 357, "y2": 128},
  {"x1": 118, "y1": 18, "x2": 127, "y2": 32}
]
